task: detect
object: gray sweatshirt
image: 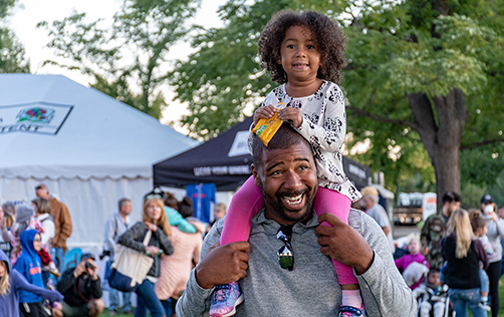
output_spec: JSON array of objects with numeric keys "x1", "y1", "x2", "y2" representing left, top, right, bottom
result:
[
  {"x1": 176, "y1": 208, "x2": 416, "y2": 317},
  {"x1": 484, "y1": 216, "x2": 504, "y2": 263}
]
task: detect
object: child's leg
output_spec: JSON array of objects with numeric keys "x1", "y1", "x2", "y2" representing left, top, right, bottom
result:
[
  {"x1": 314, "y1": 187, "x2": 357, "y2": 286},
  {"x1": 220, "y1": 176, "x2": 264, "y2": 245},
  {"x1": 479, "y1": 268, "x2": 489, "y2": 298}
]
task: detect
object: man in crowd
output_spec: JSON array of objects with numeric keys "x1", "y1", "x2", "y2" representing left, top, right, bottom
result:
[
  {"x1": 58, "y1": 252, "x2": 104, "y2": 317},
  {"x1": 420, "y1": 191, "x2": 461, "y2": 269},
  {"x1": 359, "y1": 186, "x2": 395, "y2": 253},
  {"x1": 35, "y1": 184, "x2": 73, "y2": 275},
  {"x1": 176, "y1": 123, "x2": 416, "y2": 316},
  {"x1": 104, "y1": 198, "x2": 133, "y2": 315}
]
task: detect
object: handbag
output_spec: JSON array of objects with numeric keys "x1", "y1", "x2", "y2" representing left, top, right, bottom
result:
[{"x1": 108, "y1": 229, "x2": 154, "y2": 292}]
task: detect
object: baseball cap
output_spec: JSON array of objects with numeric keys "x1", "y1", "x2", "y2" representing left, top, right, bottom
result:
[
  {"x1": 361, "y1": 186, "x2": 378, "y2": 197},
  {"x1": 481, "y1": 194, "x2": 494, "y2": 204},
  {"x1": 80, "y1": 252, "x2": 96, "y2": 262}
]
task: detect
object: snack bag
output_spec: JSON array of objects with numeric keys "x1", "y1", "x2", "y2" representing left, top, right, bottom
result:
[{"x1": 253, "y1": 96, "x2": 286, "y2": 146}]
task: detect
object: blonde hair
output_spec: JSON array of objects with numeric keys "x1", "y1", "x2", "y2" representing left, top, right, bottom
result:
[
  {"x1": 447, "y1": 209, "x2": 473, "y2": 259},
  {"x1": 32, "y1": 197, "x2": 52, "y2": 214},
  {"x1": 4, "y1": 213, "x2": 14, "y2": 228},
  {"x1": 0, "y1": 261, "x2": 10, "y2": 296},
  {"x1": 142, "y1": 198, "x2": 171, "y2": 236}
]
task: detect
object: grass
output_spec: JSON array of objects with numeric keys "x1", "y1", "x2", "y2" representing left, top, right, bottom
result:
[{"x1": 97, "y1": 279, "x2": 504, "y2": 316}]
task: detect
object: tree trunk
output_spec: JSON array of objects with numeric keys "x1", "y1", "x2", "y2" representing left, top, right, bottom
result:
[{"x1": 408, "y1": 88, "x2": 467, "y2": 211}]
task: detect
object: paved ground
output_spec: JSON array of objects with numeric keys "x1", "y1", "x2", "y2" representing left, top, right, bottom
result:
[{"x1": 393, "y1": 223, "x2": 420, "y2": 239}]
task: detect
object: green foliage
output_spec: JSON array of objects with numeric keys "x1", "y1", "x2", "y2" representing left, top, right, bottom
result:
[
  {"x1": 0, "y1": 28, "x2": 30, "y2": 73},
  {"x1": 37, "y1": 0, "x2": 201, "y2": 119}
]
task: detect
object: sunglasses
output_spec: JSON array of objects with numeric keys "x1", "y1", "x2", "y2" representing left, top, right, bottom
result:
[{"x1": 277, "y1": 225, "x2": 294, "y2": 271}]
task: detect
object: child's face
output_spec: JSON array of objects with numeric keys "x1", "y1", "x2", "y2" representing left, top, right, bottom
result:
[
  {"x1": 428, "y1": 271, "x2": 440, "y2": 286},
  {"x1": 407, "y1": 239, "x2": 421, "y2": 255},
  {"x1": 0, "y1": 262, "x2": 6, "y2": 278},
  {"x1": 33, "y1": 233, "x2": 42, "y2": 251},
  {"x1": 279, "y1": 25, "x2": 321, "y2": 84},
  {"x1": 475, "y1": 225, "x2": 487, "y2": 237}
]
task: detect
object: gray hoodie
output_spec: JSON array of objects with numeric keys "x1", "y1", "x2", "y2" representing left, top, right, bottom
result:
[{"x1": 176, "y1": 208, "x2": 416, "y2": 316}]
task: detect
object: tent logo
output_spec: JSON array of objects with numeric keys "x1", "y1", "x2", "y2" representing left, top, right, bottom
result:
[{"x1": 17, "y1": 107, "x2": 55, "y2": 124}]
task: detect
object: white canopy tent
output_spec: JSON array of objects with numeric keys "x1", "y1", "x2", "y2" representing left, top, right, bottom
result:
[{"x1": 0, "y1": 74, "x2": 198, "y2": 248}]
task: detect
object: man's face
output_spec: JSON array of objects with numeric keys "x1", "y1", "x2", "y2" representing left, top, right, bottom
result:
[
  {"x1": 446, "y1": 201, "x2": 460, "y2": 216},
  {"x1": 121, "y1": 201, "x2": 133, "y2": 216},
  {"x1": 35, "y1": 188, "x2": 50, "y2": 200},
  {"x1": 252, "y1": 141, "x2": 318, "y2": 225},
  {"x1": 498, "y1": 207, "x2": 504, "y2": 220}
]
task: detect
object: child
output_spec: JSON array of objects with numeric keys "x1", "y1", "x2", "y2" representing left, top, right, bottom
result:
[
  {"x1": 412, "y1": 269, "x2": 447, "y2": 317},
  {"x1": 0, "y1": 249, "x2": 63, "y2": 317},
  {"x1": 395, "y1": 235, "x2": 429, "y2": 290},
  {"x1": 470, "y1": 211, "x2": 493, "y2": 311},
  {"x1": 211, "y1": 10, "x2": 363, "y2": 317},
  {"x1": 14, "y1": 229, "x2": 61, "y2": 316}
]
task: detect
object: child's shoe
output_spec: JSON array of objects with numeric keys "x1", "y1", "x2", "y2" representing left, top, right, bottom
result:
[
  {"x1": 479, "y1": 300, "x2": 491, "y2": 311},
  {"x1": 47, "y1": 262, "x2": 60, "y2": 277},
  {"x1": 337, "y1": 304, "x2": 365, "y2": 317},
  {"x1": 209, "y1": 281, "x2": 244, "y2": 317}
]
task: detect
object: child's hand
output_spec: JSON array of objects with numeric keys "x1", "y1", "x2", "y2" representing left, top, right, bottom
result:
[
  {"x1": 278, "y1": 107, "x2": 303, "y2": 129},
  {"x1": 253, "y1": 105, "x2": 276, "y2": 125}
]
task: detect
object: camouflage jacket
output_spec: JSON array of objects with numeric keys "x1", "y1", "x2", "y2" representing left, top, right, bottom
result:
[{"x1": 420, "y1": 212, "x2": 448, "y2": 269}]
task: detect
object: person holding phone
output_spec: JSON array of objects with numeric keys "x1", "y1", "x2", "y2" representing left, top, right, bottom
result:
[{"x1": 57, "y1": 253, "x2": 104, "y2": 317}]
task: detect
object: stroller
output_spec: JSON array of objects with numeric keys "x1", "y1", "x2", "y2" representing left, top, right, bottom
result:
[{"x1": 414, "y1": 280, "x2": 454, "y2": 317}]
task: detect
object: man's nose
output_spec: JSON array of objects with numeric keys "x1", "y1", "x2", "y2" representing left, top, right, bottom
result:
[{"x1": 283, "y1": 170, "x2": 303, "y2": 189}]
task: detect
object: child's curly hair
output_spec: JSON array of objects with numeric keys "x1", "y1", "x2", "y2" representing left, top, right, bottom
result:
[{"x1": 258, "y1": 10, "x2": 347, "y2": 85}]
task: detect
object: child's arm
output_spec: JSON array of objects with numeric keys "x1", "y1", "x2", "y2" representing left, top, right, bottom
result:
[
  {"x1": 164, "y1": 206, "x2": 197, "y2": 234},
  {"x1": 12, "y1": 269, "x2": 64, "y2": 302},
  {"x1": 295, "y1": 84, "x2": 347, "y2": 152}
]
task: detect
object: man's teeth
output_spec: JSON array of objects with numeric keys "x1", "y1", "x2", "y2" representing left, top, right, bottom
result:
[{"x1": 284, "y1": 194, "x2": 303, "y2": 205}]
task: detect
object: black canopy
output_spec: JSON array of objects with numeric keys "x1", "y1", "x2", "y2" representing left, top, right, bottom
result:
[{"x1": 153, "y1": 117, "x2": 371, "y2": 191}]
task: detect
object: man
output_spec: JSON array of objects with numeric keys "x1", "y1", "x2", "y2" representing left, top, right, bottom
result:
[
  {"x1": 104, "y1": 198, "x2": 133, "y2": 315},
  {"x1": 420, "y1": 191, "x2": 460, "y2": 269},
  {"x1": 35, "y1": 184, "x2": 73, "y2": 275},
  {"x1": 359, "y1": 186, "x2": 395, "y2": 253},
  {"x1": 57, "y1": 252, "x2": 104, "y2": 317},
  {"x1": 176, "y1": 123, "x2": 416, "y2": 316}
]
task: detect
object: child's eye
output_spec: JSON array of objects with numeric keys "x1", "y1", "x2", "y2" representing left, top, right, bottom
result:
[
  {"x1": 307, "y1": 45, "x2": 315, "y2": 49},
  {"x1": 287, "y1": 44, "x2": 295, "y2": 49}
]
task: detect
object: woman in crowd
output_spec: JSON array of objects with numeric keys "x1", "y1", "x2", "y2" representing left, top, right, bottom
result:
[
  {"x1": 442, "y1": 209, "x2": 488, "y2": 317},
  {"x1": 118, "y1": 197, "x2": 174, "y2": 317},
  {"x1": 479, "y1": 194, "x2": 504, "y2": 317}
]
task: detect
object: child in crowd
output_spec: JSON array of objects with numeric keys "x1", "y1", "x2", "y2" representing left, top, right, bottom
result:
[
  {"x1": 211, "y1": 10, "x2": 363, "y2": 317},
  {"x1": 395, "y1": 235, "x2": 429, "y2": 290},
  {"x1": 0, "y1": 249, "x2": 63, "y2": 317},
  {"x1": 413, "y1": 269, "x2": 448, "y2": 317},
  {"x1": 470, "y1": 211, "x2": 493, "y2": 311},
  {"x1": 14, "y1": 229, "x2": 62, "y2": 316},
  {"x1": 163, "y1": 192, "x2": 197, "y2": 234}
]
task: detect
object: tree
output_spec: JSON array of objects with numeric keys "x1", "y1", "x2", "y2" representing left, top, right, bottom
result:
[
  {"x1": 38, "y1": 0, "x2": 201, "y2": 119},
  {"x1": 0, "y1": 0, "x2": 30, "y2": 73},
  {"x1": 172, "y1": 0, "x2": 504, "y2": 209}
]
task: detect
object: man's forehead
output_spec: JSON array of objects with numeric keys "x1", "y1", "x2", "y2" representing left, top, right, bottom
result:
[{"x1": 261, "y1": 143, "x2": 314, "y2": 166}]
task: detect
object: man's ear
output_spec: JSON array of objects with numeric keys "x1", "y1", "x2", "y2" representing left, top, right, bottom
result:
[{"x1": 251, "y1": 164, "x2": 260, "y2": 186}]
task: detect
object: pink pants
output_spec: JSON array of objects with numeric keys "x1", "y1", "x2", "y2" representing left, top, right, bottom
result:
[{"x1": 220, "y1": 176, "x2": 357, "y2": 285}]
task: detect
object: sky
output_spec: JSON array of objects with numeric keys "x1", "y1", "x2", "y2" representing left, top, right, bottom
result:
[{"x1": 7, "y1": 0, "x2": 228, "y2": 134}]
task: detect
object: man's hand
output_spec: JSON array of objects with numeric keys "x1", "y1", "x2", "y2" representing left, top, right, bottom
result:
[
  {"x1": 253, "y1": 105, "x2": 276, "y2": 125},
  {"x1": 73, "y1": 261, "x2": 86, "y2": 278},
  {"x1": 278, "y1": 107, "x2": 303, "y2": 129},
  {"x1": 315, "y1": 213, "x2": 374, "y2": 275},
  {"x1": 195, "y1": 241, "x2": 250, "y2": 289},
  {"x1": 85, "y1": 260, "x2": 99, "y2": 280}
]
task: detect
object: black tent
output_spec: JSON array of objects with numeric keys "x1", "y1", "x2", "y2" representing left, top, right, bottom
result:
[{"x1": 153, "y1": 117, "x2": 372, "y2": 191}]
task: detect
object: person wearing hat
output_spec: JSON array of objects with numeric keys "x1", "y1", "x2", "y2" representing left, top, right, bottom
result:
[
  {"x1": 57, "y1": 253, "x2": 104, "y2": 317},
  {"x1": 478, "y1": 194, "x2": 504, "y2": 317},
  {"x1": 359, "y1": 186, "x2": 395, "y2": 253}
]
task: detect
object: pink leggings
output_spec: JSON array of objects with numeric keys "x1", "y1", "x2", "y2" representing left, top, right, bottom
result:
[{"x1": 221, "y1": 176, "x2": 357, "y2": 285}]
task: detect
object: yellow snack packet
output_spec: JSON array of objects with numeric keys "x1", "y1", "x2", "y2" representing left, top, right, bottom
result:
[{"x1": 253, "y1": 101, "x2": 286, "y2": 146}]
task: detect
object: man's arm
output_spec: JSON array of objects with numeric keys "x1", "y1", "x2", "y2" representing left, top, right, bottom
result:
[
  {"x1": 104, "y1": 217, "x2": 116, "y2": 252},
  {"x1": 58, "y1": 203, "x2": 73, "y2": 243}
]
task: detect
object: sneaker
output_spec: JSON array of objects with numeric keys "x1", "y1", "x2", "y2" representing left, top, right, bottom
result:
[
  {"x1": 338, "y1": 304, "x2": 365, "y2": 317},
  {"x1": 109, "y1": 309, "x2": 118, "y2": 316},
  {"x1": 479, "y1": 301, "x2": 491, "y2": 311},
  {"x1": 47, "y1": 262, "x2": 60, "y2": 277},
  {"x1": 209, "y1": 281, "x2": 244, "y2": 317}
]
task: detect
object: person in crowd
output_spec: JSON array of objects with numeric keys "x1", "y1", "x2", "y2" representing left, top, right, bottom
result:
[
  {"x1": 104, "y1": 198, "x2": 133, "y2": 315},
  {"x1": 14, "y1": 229, "x2": 62, "y2": 317},
  {"x1": 57, "y1": 253, "x2": 103, "y2": 317},
  {"x1": 213, "y1": 10, "x2": 366, "y2": 317},
  {"x1": 395, "y1": 234, "x2": 428, "y2": 290},
  {"x1": 0, "y1": 249, "x2": 63, "y2": 317},
  {"x1": 360, "y1": 186, "x2": 395, "y2": 253},
  {"x1": 0, "y1": 204, "x2": 5, "y2": 242},
  {"x1": 32, "y1": 197, "x2": 58, "y2": 285},
  {"x1": 412, "y1": 269, "x2": 447, "y2": 317},
  {"x1": 420, "y1": 191, "x2": 461, "y2": 269},
  {"x1": 469, "y1": 210, "x2": 493, "y2": 311},
  {"x1": 35, "y1": 184, "x2": 73, "y2": 275},
  {"x1": 176, "y1": 122, "x2": 416, "y2": 316},
  {"x1": 442, "y1": 209, "x2": 488, "y2": 317},
  {"x1": 206, "y1": 203, "x2": 227, "y2": 236},
  {"x1": 1, "y1": 202, "x2": 15, "y2": 242},
  {"x1": 498, "y1": 204, "x2": 504, "y2": 278},
  {"x1": 118, "y1": 197, "x2": 174, "y2": 317},
  {"x1": 163, "y1": 192, "x2": 197, "y2": 234},
  {"x1": 154, "y1": 196, "x2": 204, "y2": 317},
  {"x1": 478, "y1": 194, "x2": 504, "y2": 317},
  {"x1": 9, "y1": 204, "x2": 44, "y2": 266}
]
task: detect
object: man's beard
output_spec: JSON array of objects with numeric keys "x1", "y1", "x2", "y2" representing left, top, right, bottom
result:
[{"x1": 257, "y1": 176, "x2": 316, "y2": 222}]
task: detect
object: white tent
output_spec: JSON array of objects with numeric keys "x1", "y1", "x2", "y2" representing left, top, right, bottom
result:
[{"x1": 0, "y1": 74, "x2": 198, "y2": 248}]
